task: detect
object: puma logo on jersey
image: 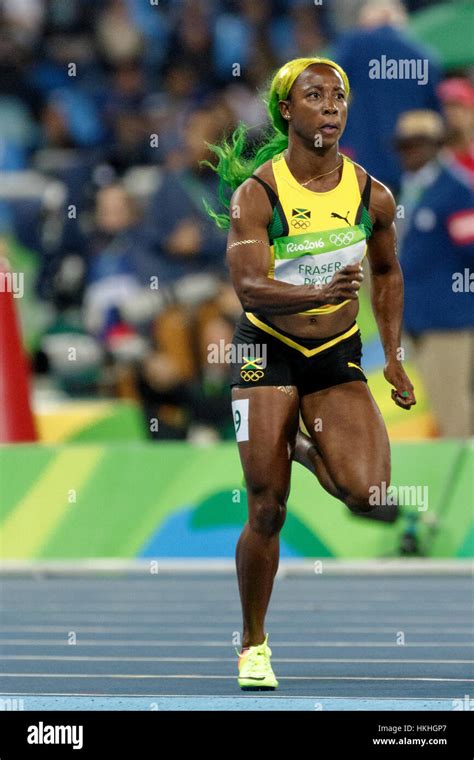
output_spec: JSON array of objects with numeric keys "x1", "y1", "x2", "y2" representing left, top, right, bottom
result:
[{"x1": 331, "y1": 210, "x2": 351, "y2": 226}]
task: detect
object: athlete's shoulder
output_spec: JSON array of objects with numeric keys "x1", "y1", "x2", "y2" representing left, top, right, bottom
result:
[
  {"x1": 347, "y1": 158, "x2": 396, "y2": 225},
  {"x1": 247, "y1": 158, "x2": 277, "y2": 191},
  {"x1": 344, "y1": 156, "x2": 385, "y2": 191},
  {"x1": 230, "y1": 158, "x2": 276, "y2": 228},
  {"x1": 369, "y1": 176, "x2": 396, "y2": 226},
  {"x1": 231, "y1": 159, "x2": 276, "y2": 212},
  {"x1": 344, "y1": 156, "x2": 373, "y2": 190}
]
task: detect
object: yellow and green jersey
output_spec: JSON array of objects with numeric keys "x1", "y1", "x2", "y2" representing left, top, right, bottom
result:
[{"x1": 249, "y1": 151, "x2": 373, "y2": 316}]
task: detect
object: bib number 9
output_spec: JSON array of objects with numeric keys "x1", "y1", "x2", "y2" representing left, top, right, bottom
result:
[
  {"x1": 231, "y1": 398, "x2": 249, "y2": 442},
  {"x1": 234, "y1": 409, "x2": 241, "y2": 433}
]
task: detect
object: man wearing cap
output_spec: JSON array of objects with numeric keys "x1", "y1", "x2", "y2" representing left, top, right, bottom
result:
[{"x1": 394, "y1": 110, "x2": 474, "y2": 437}]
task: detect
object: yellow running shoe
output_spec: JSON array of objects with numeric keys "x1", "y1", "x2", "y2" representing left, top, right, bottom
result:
[{"x1": 236, "y1": 634, "x2": 279, "y2": 691}]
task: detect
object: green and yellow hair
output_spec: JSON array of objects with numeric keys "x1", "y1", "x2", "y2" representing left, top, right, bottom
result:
[{"x1": 204, "y1": 57, "x2": 350, "y2": 229}]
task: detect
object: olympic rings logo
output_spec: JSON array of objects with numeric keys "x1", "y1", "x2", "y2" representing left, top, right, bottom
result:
[
  {"x1": 291, "y1": 219, "x2": 310, "y2": 229},
  {"x1": 329, "y1": 231, "x2": 354, "y2": 245},
  {"x1": 240, "y1": 369, "x2": 265, "y2": 382}
]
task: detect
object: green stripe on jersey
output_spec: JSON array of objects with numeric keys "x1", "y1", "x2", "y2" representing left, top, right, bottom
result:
[{"x1": 273, "y1": 224, "x2": 366, "y2": 259}]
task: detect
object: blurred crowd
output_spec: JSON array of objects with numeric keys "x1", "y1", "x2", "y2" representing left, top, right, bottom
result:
[{"x1": 0, "y1": 0, "x2": 472, "y2": 439}]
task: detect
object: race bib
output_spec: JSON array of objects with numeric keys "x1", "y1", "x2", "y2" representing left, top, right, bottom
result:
[
  {"x1": 231, "y1": 398, "x2": 249, "y2": 442},
  {"x1": 273, "y1": 225, "x2": 367, "y2": 287}
]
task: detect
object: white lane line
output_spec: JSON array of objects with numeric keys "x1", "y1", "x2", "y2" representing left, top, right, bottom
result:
[
  {"x1": 1, "y1": 617, "x2": 472, "y2": 626},
  {"x1": 9, "y1": 591, "x2": 470, "y2": 597},
  {"x1": 0, "y1": 673, "x2": 472, "y2": 681},
  {"x1": 0, "y1": 691, "x2": 465, "y2": 701},
  {"x1": 13, "y1": 576, "x2": 452, "y2": 581},
  {"x1": 6, "y1": 580, "x2": 470, "y2": 585},
  {"x1": 3, "y1": 597, "x2": 469, "y2": 607},
  {"x1": 2, "y1": 604, "x2": 471, "y2": 612},
  {"x1": 1, "y1": 655, "x2": 472, "y2": 664},
  {"x1": 3, "y1": 606, "x2": 466, "y2": 615},
  {"x1": 0, "y1": 625, "x2": 472, "y2": 634},
  {"x1": 0, "y1": 639, "x2": 472, "y2": 648}
]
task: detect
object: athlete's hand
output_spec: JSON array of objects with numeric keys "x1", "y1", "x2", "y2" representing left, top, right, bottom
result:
[
  {"x1": 317, "y1": 263, "x2": 364, "y2": 304},
  {"x1": 384, "y1": 360, "x2": 416, "y2": 410}
]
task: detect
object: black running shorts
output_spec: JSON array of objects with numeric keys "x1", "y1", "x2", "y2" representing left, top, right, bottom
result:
[{"x1": 229, "y1": 312, "x2": 368, "y2": 397}]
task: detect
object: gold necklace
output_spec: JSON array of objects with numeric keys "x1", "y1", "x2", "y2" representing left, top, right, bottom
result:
[{"x1": 300, "y1": 153, "x2": 343, "y2": 187}]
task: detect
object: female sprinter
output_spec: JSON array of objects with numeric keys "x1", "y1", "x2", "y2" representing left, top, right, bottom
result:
[{"x1": 205, "y1": 57, "x2": 416, "y2": 691}]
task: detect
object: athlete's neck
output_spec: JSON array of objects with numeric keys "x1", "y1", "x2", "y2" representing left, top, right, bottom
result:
[{"x1": 285, "y1": 141, "x2": 341, "y2": 185}]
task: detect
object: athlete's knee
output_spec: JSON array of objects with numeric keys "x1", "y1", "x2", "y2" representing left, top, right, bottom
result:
[
  {"x1": 247, "y1": 486, "x2": 288, "y2": 537},
  {"x1": 343, "y1": 476, "x2": 391, "y2": 514}
]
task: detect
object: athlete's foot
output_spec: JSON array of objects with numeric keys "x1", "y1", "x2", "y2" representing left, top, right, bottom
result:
[
  {"x1": 352, "y1": 503, "x2": 399, "y2": 523},
  {"x1": 236, "y1": 634, "x2": 279, "y2": 691}
]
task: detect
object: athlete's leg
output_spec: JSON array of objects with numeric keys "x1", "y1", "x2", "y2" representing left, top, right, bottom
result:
[
  {"x1": 233, "y1": 385, "x2": 299, "y2": 648},
  {"x1": 299, "y1": 381, "x2": 391, "y2": 515}
]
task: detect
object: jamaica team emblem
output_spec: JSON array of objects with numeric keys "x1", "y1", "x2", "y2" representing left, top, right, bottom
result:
[
  {"x1": 291, "y1": 208, "x2": 311, "y2": 229},
  {"x1": 240, "y1": 357, "x2": 265, "y2": 382}
]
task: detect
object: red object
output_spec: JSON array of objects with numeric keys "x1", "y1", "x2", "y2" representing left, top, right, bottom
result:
[
  {"x1": 0, "y1": 263, "x2": 37, "y2": 442},
  {"x1": 452, "y1": 147, "x2": 474, "y2": 177},
  {"x1": 437, "y1": 78, "x2": 474, "y2": 108}
]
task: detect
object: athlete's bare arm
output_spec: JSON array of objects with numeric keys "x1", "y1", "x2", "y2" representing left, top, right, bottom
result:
[
  {"x1": 367, "y1": 178, "x2": 416, "y2": 410},
  {"x1": 227, "y1": 177, "x2": 363, "y2": 315}
]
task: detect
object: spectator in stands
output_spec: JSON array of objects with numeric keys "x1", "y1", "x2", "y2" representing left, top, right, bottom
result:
[
  {"x1": 33, "y1": 88, "x2": 105, "y2": 301},
  {"x1": 143, "y1": 61, "x2": 201, "y2": 166},
  {"x1": 138, "y1": 100, "x2": 241, "y2": 439},
  {"x1": 164, "y1": 0, "x2": 214, "y2": 86},
  {"x1": 95, "y1": 0, "x2": 143, "y2": 65},
  {"x1": 103, "y1": 59, "x2": 151, "y2": 172},
  {"x1": 331, "y1": 0, "x2": 442, "y2": 192},
  {"x1": 437, "y1": 78, "x2": 474, "y2": 185},
  {"x1": 268, "y1": 0, "x2": 329, "y2": 64},
  {"x1": 145, "y1": 102, "x2": 230, "y2": 285},
  {"x1": 83, "y1": 182, "x2": 148, "y2": 346},
  {"x1": 394, "y1": 110, "x2": 474, "y2": 437}
]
